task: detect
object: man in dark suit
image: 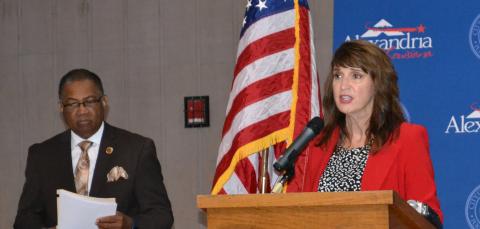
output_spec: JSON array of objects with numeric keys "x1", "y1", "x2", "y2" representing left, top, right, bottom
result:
[{"x1": 14, "y1": 69, "x2": 174, "y2": 229}]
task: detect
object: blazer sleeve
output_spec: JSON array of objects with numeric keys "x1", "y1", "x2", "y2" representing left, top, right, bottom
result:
[
  {"x1": 132, "y1": 138, "x2": 174, "y2": 229},
  {"x1": 14, "y1": 144, "x2": 45, "y2": 229},
  {"x1": 401, "y1": 125, "x2": 443, "y2": 223}
]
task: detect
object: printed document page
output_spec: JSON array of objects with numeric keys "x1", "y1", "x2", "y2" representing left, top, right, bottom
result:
[{"x1": 57, "y1": 189, "x2": 117, "y2": 229}]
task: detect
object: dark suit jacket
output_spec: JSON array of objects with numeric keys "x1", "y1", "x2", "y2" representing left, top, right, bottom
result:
[
  {"x1": 286, "y1": 122, "x2": 443, "y2": 223},
  {"x1": 14, "y1": 123, "x2": 174, "y2": 229}
]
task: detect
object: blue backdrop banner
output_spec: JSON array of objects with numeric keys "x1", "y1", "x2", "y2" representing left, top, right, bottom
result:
[{"x1": 333, "y1": 1, "x2": 480, "y2": 228}]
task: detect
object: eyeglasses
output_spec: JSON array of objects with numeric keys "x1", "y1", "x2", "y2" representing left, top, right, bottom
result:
[{"x1": 61, "y1": 96, "x2": 104, "y2": 111}]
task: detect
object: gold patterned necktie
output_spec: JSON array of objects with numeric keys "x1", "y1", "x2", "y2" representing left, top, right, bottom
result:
[{"x1": 75, "y1": 140, "x2": 92, "y2": 195}]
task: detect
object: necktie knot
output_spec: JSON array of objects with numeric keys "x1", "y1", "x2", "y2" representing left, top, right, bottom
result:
[{"x1": 79, "y1": 140, "x2": 93, "y2": 152}]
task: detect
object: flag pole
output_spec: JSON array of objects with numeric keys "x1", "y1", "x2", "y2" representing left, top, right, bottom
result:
[{"x1": 259, "y1": 148, "x2": 269, "y2": 193}]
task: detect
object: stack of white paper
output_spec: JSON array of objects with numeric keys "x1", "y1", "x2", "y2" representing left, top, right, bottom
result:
[{"x1": 57, "y1": 189, "x2": 117, "y2": 229}]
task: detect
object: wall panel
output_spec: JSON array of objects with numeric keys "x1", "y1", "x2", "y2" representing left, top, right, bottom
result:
[{"x1": 0, "y1": 1, "x2": 333, "y2": 228}]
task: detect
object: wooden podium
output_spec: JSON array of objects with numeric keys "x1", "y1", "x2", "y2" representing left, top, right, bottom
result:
[{"x1": 197, "y1": 190, "x2": 435, "y2": 229}]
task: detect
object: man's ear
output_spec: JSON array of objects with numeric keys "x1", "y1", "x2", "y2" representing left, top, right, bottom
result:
[
  {"x1": 58, "y1": 101, "x2": 64, "y2": 113},
  {"x1": 101, "y1": 95, "x2": 109, "y2": 107},
  {"x1": 101, "y1": 95, "x2": 110, "y2": 119}
]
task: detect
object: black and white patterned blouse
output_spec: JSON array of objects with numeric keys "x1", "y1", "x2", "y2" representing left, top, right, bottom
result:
[{"x1": 318, "y1": 144, "x2": 371, "y2": 192}]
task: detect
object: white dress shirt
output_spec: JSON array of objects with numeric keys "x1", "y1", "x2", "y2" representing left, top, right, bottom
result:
[{"x1": 71, "y1": 122, "x2": 105, "y2": 195}]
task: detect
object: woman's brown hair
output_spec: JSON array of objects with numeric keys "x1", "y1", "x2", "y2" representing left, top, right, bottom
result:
[{"x1": 317, "y1": 40, "x2": 405, "y2": 151}]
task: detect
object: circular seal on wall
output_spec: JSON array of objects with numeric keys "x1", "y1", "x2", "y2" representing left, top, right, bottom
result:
[
  {"x1": 469, "y1": 14, "x2": 480, "y2": 59},
  {"x1": 466, "y1": 184, "x2": 480, "y2": 229}
]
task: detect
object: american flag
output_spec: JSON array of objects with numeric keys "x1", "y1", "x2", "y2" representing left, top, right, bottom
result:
[{"x1": 211, "y1": 0, "x2": 320, "y2": 194}]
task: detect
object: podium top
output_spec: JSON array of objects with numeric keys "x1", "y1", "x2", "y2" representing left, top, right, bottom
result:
[{"x1": 197, "y1": 190, "x2": 399, "y2": 208}]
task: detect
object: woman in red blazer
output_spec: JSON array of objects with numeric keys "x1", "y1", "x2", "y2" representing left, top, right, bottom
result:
[{"x1": 287, "y1": 40, "x2": 443, "y2": 227}]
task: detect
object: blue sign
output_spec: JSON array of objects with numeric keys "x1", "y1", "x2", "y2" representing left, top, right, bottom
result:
[{"x1": 333, "y1": 1, "x2": 480, "y2": 228}]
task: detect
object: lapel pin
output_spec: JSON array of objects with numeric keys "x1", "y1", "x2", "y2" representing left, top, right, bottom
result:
[{"x1": 106, "y1": 147, "x2": 114, "y2": 155}]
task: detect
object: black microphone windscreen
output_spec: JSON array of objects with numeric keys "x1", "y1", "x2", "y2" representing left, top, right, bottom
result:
[{"x1": 307, "y1": 117, "x2": 324, "y2": 135}]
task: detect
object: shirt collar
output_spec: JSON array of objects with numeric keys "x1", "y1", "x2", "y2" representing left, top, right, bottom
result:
[{"x1": 71, "y1": 122, "x2": 105, "y2": 149}]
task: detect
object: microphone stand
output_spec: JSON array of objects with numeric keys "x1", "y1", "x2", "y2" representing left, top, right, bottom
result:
[{"x1": 271, "y1": 162, "x2": 294, "y2": 193}]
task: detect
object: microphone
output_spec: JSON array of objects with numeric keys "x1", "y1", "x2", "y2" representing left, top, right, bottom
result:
[{"x1": 273, "y1": 117, "x2": 324, "y2": 172}]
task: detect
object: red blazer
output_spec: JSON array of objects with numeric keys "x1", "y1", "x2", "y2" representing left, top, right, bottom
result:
[{"x1": 286, "y1": 122, "x2": 443, "y2": 222}]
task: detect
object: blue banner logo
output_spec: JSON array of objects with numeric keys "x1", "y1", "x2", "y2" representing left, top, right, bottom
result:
[
  {"x1": 445, "y1": 102, "x2": 480, "y2": 134},
  {"x1": 469, "y1": 15, "x2": 480, "y2": 60},
  {"x1": 343, "y1": 19, "x2": 434, "y2": 60},
  {"x1": 466, "y1": 184, "x2": 480, "y2": 229}
]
